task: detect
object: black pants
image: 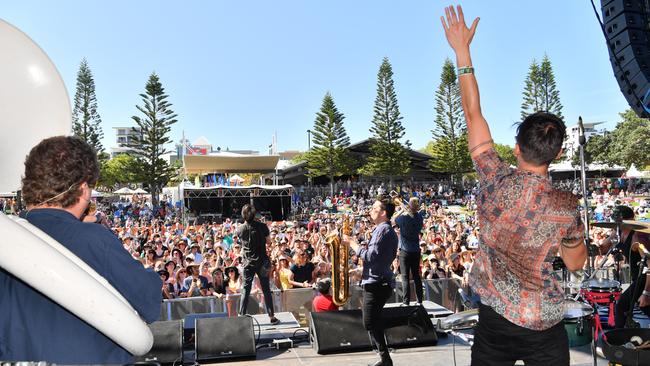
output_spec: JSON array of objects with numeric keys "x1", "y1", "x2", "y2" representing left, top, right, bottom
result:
[
  {"x1": 615, "y1": 274, "x2": 650, "y2": 328},
  {"x1": 398, "y1": 250, "x2": 423, "y2": 304},
  {"x1": 362, "y1": 282, "x2": 393, "y2": 352},
  {"x1": 471, "y1": 303, "x2": 569, "y2": 366},
  {"x1": 239, "y1": 263, "x2": 275, "y2": 317}
]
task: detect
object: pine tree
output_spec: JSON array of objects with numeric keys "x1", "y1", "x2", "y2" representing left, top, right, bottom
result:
[
  {"x1": 361, "y1": 57, "x2": 411, "y2": 186},
  {"x1": 521, "y1": 54, "x2": 563, "y2": 118},
  {"x1": 429, "y1": 59, "x2": 472, "y2": 181},
  {"x1": 127, "y1": 72, "x2": 178, "y2": 206},
  {"x1": 72, "y1": 58, "x2": 104, "y2": 155},
  {"x1": 305, "y1": 92, "x2": 354, "y2": 196}
]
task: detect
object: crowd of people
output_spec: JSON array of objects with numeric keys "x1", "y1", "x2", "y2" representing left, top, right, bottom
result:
[
  {"x1": 4, "y1": 177, "x2": 648, "y2": 312},
  {"x1": 89, "y1": 189, "x2": 479, "y2": 309}
]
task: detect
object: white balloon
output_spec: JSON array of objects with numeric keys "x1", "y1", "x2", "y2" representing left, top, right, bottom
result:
[{"x1": 0, "y1": 19, "x2": 71, "y2": 193}]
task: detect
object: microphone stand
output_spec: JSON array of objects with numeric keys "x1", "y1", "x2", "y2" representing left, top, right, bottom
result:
[
  {"x1": 576, "y1": 117, "x2": 598, "y2": 366},
  {"x1": 577, "y1": 117, "x2": 596, "y2": 276}
]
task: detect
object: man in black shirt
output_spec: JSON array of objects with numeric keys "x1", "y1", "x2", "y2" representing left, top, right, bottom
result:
[
  {"x1": 603, "y1": 206, "x2": 650, "y2": 328},
  {"x1": 235, "y1": 204, "x2": 278, "y2": 324}
]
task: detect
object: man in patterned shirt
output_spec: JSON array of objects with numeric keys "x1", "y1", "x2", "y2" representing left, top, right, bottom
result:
[{"x1": 441, "y1": 5, "x2": 587, "y2": 366}]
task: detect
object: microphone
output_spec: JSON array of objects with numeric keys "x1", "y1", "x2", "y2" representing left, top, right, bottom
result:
[
  {"x1": 638, "y1": 243, "x2": 650, "y2": 259},
  {"x1": 578, "y1": 116, "x2": 586, "y2": 146}
]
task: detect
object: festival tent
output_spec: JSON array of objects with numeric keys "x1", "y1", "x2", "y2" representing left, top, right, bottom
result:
[
  {"x1": 91, "y1": 190, "x2": 107, "y2": 198},
  {"x1": 132, "y1": 188, "x2": 149, "y2": 194},
  {"x1": 229, "y1": 174, "x2": 245, "y2": 185},
  {"x1": 113, "y1": 187, "x2": 134, "y2": 195},
  {"x1": 626, "y1": 164, "x2": 645, "y2": 178}
]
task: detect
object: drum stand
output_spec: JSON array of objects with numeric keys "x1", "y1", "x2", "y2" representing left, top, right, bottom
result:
[{"x1": 625, "y1": 258, "x2": 648, "y2": 328}]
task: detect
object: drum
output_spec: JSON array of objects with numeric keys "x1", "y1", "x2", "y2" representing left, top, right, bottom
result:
[
  {"x1": 564, "y1": 300, "x2": 593, "y2": 347},
  {"x1": 581, "y1": 278, "x2": 621, "y2": 293},
  {"x1": 580, "y1": 278, "x2": 621, "y2": 331}
]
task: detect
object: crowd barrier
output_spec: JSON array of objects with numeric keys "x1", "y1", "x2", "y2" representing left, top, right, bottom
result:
[{"x1": 159, "y1": 278, "x2": 465, "y2": 325}]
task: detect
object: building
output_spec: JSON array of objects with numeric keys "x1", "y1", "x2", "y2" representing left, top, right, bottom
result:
[
  {"x1": 110, "y1": 126, "x2": 142, "y2": 158},
  {"x1": 279, "y1": 139, "x2": 446, "y2": 186},
  {"x1": 562, "y1": 121, "x2": 605, "y2": 160}
]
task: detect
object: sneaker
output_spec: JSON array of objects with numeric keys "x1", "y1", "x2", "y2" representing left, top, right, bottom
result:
[{"x1": 269, "y1": 316, "x2": 280, "y2": 325}]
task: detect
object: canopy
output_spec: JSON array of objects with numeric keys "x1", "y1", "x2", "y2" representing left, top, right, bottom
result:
[
  {"x1": 113, "y1": 187, "x2": 134, "y2": 195},
  {"x1": 229, "y1": 174, "x2": 245, "y2": 184},
  {"x1": 91, "y1": 190, "x2": 106, "y2": 198},
  {"x1": 132, "y1": 188, "x2": 148, "y2": 194},
  {"x1": 183, "y1": 153, "x2": 280, "y2": 174},
  {"x1": 626, "y1": 164, "x2": 645, "y2": 178}
]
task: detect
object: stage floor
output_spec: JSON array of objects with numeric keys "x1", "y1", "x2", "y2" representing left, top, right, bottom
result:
[{"x1": 202, "y1": 330, "x2": 608, "y2": 366}]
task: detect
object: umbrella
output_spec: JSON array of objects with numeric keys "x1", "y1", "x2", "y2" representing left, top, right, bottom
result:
[
  {"x1": 113, "y1": 187, "x2": 134, "y2": 195},
  {"x1": 132, "y1": 188, "x2": 148, "y2": 194}
]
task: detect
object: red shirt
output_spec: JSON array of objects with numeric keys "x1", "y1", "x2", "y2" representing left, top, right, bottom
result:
[{"x1": 312, "y1": 294, "x2": 339, "y2": 312}]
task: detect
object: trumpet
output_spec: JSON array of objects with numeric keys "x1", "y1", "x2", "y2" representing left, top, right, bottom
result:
[
  {"x1": 389, "y1": 190, "x2": 412, "y2": 218},
  {"x1": 326, "y1": 214, "x2": 352, "y2": 306}
]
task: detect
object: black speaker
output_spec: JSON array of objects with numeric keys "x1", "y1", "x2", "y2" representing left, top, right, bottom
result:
[
  {"x1": 195, "y1": 316, "x2": 256, "y2": 361},
  {"x1": 601, "y1": 0, "x2": 650, "y2": 117},
  {"x1": 309, "y1": 309, "x2": 372, "y2": 354},
  {"x1": 383, "y1": 306, "x2": 438, "y2": 348},
  {"x1": 309, "y1": 306, "x2": 438, "y2": 355},
  {"x1": 135, "y1": 320, "x2": 183, "y2": 364}
]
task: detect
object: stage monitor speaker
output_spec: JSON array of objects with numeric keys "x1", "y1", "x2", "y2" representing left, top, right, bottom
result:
[
  {"x1": 195, "y1": 316, "x2": 256, "y2": 362},
  {"x1": 309, "y1": 305, "x2": 438, "y2": 355},
  {"x1": 383, "y1": 305, "x2": 438, "y2": 348},
  {"x1": 134, "y1": 320, "x2": 183, "y2": 364},
  {"x1": 309, "y1": 309, "x2": 372, "y2": 354},
  {"x1": 601, "y1": 0, "x2": 650, "y2": 117}
]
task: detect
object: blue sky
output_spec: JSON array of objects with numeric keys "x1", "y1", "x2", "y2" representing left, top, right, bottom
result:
[{"x1": 2, "y1": 0, "x2": 630, "y2": 154}]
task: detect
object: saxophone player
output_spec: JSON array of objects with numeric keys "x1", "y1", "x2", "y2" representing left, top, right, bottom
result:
[{"x1": 349, "y1": 195, "x2": 398, "y2": 366}]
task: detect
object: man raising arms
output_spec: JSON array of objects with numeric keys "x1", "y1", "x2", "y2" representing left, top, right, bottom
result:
[{"x1": 441, "y1": 5, "x2": 587, "y2": 365}]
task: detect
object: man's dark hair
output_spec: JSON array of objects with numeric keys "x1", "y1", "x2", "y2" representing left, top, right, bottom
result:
[
  {"x1": 22, "y1": 136, "x2": 99, "y2": 207},
  {"x1": 241, "y1": 204, "x2": 256, "y2": 223},
  {"x1": 613, "y1": 205, "x2": 635, "y2": 221},
  {"x1": 317, "y1": 278, "x2": 331, "y2": 295},
  {"x1": 515, "y1": 112, "x2": 566, "y2": 166},
  {"x1": 376, "y1": 194, "x2": 396, "y2": 221}
]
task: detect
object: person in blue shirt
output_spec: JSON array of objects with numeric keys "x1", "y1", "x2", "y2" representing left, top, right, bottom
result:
[
  {"x1": 0, "y1": 136, "x2": 162, "y2": 364},
  {"x1": 393, "y1": 197, "x2": 425, "y2": 306},
  {"x1": 354, "y1": 195, "x2": 398, "y2": 366}
]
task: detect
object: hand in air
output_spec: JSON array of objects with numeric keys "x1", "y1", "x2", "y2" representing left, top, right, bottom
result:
[{"x1": 440, "y1": 5, "x2": 479, "y2": 51}]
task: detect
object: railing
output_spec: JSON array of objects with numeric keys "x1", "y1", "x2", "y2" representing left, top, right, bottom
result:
[{"x1": 160, "y1": 278, "x2": 465, "y2": 326}]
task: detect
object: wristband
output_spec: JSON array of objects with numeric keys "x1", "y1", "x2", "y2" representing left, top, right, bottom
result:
[
  {"x1": 457, "y1": 66, "x2": 474, "y2": 76},
  {"x1": 643, "y1": 290, "x2": 650, "y2": 297}
]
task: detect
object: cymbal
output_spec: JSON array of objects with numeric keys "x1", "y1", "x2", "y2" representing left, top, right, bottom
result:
[{"x1": 590, "y1": 221, "x2": 649, "y2": 231}]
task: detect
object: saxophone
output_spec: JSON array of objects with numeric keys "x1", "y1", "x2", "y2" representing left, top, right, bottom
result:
[{"x1": 326, "y1": 214, "x2": 352, "y2": 306}]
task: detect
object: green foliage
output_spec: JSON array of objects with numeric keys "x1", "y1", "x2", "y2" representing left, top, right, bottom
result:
[
  {"x1": 428, "y1": 59, "x2": 472, "y2": 179},
  {"x1": 127, "y1": 72, "x2": 178, "y2": 206},
  {"x1": 290, "y1": 152, "x2": 308, "y2": 164},
  {"x1": 72, "y1": 58, "x2": 104, "y2": 155},
  {"x1": 98, "y1": 154, "x2": 140, "y2": 188},
  {"x1": 306, "y1": 92, "x2": 355, "y2": 195},
  {"x1": 586, "y1": 110, "x2": 650, "y2": 168},
  {"x1": 362, "y1": 57, "x2": 411, "y2": 183},
  {"x1": 521, "y1": 55, "x2": 563, "y2": 119},
  {"x1": 493, "y1": 143, "x2": 517, "y2": 166},
  {"x1": 166, "y1": 159, "x2": 186, "y2": 186}
]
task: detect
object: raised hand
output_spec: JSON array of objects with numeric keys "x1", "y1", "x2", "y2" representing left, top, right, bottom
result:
[{"x1": 440, "y1": 5, "x2": 479, "y2": 52}]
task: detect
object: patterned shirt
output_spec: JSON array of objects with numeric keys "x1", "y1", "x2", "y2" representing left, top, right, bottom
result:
[{"x1": 469, "y1": 147, "x2": 583, "y2": 330}]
